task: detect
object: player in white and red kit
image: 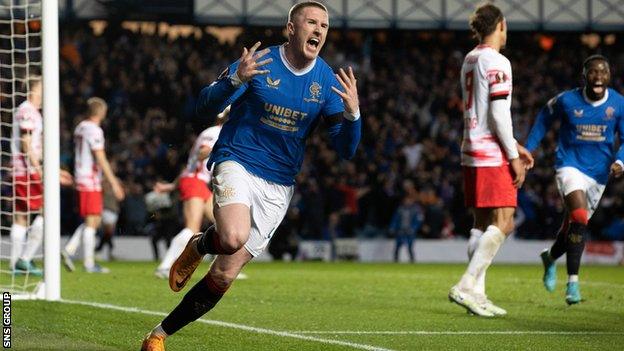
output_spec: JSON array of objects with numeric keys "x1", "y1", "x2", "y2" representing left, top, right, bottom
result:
[
  {"x1": 62, "y1": 97, "x2": 125, "y2": 273},
  {"x1": 153, "y1": 107, "x2": 230, "y2": 279},
  {"x1": 10, "y1": 77, "x2": 44, "y2": 276},
  {"x1": 448, "y1": 3, "x2": 533, "y2": 317}
]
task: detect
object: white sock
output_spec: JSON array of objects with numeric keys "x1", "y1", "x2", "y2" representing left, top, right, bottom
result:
[
  {"x1": 65, "y1": 224, "x2": 84, "y2": 256},
  {"x1": 157, "y1": 228, "x2": 194, "y2": 271},
  {"x1": 21, "y1": 215, "x2": 44, "y2": 262},
  {"x1": 467, "y1": 228, "x2": 486, "y2": 296},
  {"x1": 10, "y1": 224, "x2": 28, "y2": 269},
  {"x1": 467, "y1": 228, "x2": 483, "y2": 259},
  {"x1": 151, "y1": 323, "x2": 168, "y2": 339},
  {"x1": 568, "y1": 275, "x2": 579, "y2": 283},
  {"x1": 459, "y1": 225, "x2": 506, "y2": 292},
  {"x1": 83, "y1": 226, "x2": 96, "y2": 269}
]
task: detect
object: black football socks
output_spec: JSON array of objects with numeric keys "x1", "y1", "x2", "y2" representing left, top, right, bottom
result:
[
  {"x1": 565, "y1": 222, "x2": 587, "y2": 276},
  {"x1": 161, "y1": 274, "x2": 228, "y2": 335},
  {"x1": 196, "y1": 225, "x2": 233, "y2": 255},
  {"x1": 549, "y1": 220, "x2": 569, "y2": 261}
]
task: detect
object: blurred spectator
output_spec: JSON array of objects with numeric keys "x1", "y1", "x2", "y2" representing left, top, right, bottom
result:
[
  {"x1": 119, "y1": 180, "x2": 147, "y2": 236},
  {"x1": 389, "y1": 196, "x2": 424, "y2": 262}
]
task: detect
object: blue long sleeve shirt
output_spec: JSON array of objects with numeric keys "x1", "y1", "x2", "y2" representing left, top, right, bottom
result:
[
  {"x1": 526, "y1": 88, "x2": 624, "y2": 184},
  {"x1": 196, "y1": 45, "x2": 361, "y2": 185}
]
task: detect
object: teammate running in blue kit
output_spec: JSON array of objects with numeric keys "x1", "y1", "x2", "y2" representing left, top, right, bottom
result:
[{"x1": 526, "y1": 55, "x2": 624, "y2": 305}]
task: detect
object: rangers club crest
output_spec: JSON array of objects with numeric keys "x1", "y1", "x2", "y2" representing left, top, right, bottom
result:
[
  {"x1": 304, "y1": 82, "x2": 322, "y2": 103},
  {"x1": 605, "y1": 106, "x2": 615, "y2": 120}
]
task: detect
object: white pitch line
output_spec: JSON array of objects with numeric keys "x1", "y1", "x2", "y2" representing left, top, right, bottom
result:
[
  {"x1": 59, "y1": 299, "x2": 394, "y2": 351},
  {"x1": 502, "y1": 278, "x2": 624, "y2": 289},
  {"x1": 291, "y1": 331, "x2": 624, "y2": 335}
]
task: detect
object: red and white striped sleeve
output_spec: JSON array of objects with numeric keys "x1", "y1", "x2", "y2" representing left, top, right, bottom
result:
[{"x1": 486, "y1": 56, "x2": 512, "y2": 100}]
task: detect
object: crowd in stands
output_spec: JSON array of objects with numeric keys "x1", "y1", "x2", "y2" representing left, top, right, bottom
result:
[{"x1": 55, "y1": 23, "x2": 624, "y2": 242}]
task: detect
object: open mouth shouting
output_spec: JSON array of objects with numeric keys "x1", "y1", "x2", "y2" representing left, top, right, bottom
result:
[
  {"x1": 591, "y1": 81, "x2": 605, "y2": 95},
  {"x1": 306, "y1": 37, "x2": 321, "y2": 52}
]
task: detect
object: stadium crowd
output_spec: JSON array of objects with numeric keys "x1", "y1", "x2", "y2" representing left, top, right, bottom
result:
[{"x1": 56, "y1": 23, "x2": 624, "y2": 244}]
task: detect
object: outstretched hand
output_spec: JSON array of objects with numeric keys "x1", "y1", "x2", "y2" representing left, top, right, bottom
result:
[
  {"x1": 331, "y1": 67, "x2": 360, "y2": 115},
  {"x1": 234, "y1": 42, "x2": 272, "y2": 83}
]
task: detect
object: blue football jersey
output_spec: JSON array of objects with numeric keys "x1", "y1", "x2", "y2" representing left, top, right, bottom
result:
[
  {"x1": 526, "y1": 88, "x2": 624, "y2": 184},
  {"x1": 203, "y1": 45, "x2": 348, "y2": 185}
]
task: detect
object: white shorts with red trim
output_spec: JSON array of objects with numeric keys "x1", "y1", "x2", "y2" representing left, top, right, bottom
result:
[{"x1": 556, "y1": 166, "x2": 605, "y2": 218}]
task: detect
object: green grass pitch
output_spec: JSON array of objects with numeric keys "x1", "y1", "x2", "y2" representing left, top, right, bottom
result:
[{"x1": 10, "y1": 261, "x2": 624, "y2": 350}]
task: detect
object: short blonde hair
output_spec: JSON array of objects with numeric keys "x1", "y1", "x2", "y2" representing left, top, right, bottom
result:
[
  {"x1": 288, "y1": 1, "x2": 328, "y2": 23},
  {"x1": 87, "y1": 97, "x2": 107, "y2": 117}
]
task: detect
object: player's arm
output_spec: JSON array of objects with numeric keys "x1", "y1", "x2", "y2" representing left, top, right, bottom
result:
[
  {"x1": 154, "y1": 181, "x2": 176, "y2": 193},
  {"x1": 196, "y1": 42, "x2": 271, "y2": 118},
  {"x1": 19, "y1": 130, "x2": 41, "y2": 172},
  {"x1": 485, "y1": 62, "x2": 526, "y2": 187},
  {"x1": 156, "y1": 143, "x2": 212, "y2": 193},
  {"x1": 486, "y1": 63, "x2": 518, "y2": 161},
  {"x1": 490, "y1": 99, "x2": 525, "y2": 187},
  {"x1": 325, "y1": 114, "x2": 361, "y2": 160},
  {"x1": 197, "y1": 144, "x2": 212, "y2": 161},
  {"x1": 525, "y1": 94, "x2": 561, "y2": 153},
  {"x1": 326, "y1": 67, "x2": 362, "y2": 160},
  {"x1": 93, "y1": 149, "x2": 125, "y2": 201},
  {"x1": 610, "y1": 111, "x2": 624, "y2": 178}
]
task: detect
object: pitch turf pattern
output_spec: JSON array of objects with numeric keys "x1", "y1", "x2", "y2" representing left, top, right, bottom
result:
[{"x1": 11, "y1": 262, "x2": 624, "y2": 350}]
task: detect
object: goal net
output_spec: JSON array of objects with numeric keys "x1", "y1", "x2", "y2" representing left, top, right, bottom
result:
[{"x1": 0, "y1": 0, "x2": 60, "y2": 300}]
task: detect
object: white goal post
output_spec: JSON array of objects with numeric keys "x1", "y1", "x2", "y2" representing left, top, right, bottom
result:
[
  {"x1": 42, "y1": 0, "x2": 61, "y2": 301},
  {"x1": 0, "y1": 0, "x2": 59, "y2": 301}
]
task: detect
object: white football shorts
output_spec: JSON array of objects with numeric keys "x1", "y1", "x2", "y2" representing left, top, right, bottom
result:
[
  {"x1": 555, "y1": 166, "x2": 606, "y2": 219},
  {"x1": 212, "y1": 160, "x2": 293, "y2": 257}
]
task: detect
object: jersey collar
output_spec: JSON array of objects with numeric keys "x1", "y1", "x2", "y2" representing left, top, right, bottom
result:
[
  {"x1": 582, "y1": 87, "x2": 609, "y2": 107},
  {"x1": 279, "y1": 44, "x2": 316, "y2": 76}
]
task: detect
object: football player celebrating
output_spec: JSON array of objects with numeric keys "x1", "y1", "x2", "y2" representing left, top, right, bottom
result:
[
  {"x1": 141, "y1": 2, "x2": 361, "y2": 349},
  {"x1": 526, "y1": 55, "x2": 624, "y2": 304}
]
